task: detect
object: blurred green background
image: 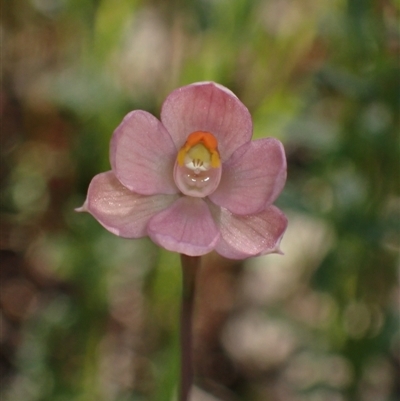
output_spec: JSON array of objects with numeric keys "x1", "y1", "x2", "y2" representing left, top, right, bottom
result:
[{"x1": 1, "y1": 0, "x2": 399, "y2": 400}]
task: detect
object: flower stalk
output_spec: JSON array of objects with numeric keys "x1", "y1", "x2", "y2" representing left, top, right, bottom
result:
[{"x1": 179, "y1": 254, "x2": 200, "y2": 401}]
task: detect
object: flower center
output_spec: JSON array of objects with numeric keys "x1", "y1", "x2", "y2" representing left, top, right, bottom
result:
[{"x1": 174, "y1": 131, "x2": 222, "y2": 197}]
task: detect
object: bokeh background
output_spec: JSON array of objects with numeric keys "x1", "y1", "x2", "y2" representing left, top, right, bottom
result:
[{"x1": 1, "y1": 0, "x2": 399, "y2": 400}]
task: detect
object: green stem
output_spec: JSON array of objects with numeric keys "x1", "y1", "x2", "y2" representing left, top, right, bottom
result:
[{"x1": 179, "y1": 254, "x2": 200, "y2": 401}]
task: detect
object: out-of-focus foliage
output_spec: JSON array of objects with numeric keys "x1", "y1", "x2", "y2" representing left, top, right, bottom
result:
[{"x1": 1, "y1": 0, "x2": 399, "y2": 400}]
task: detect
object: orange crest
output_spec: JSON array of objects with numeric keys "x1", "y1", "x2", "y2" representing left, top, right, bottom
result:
[{"x1": 177, "y1": 131, "x2": 221, "y2": 168}]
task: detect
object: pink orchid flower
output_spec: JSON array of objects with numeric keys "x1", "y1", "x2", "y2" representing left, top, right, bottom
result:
[{"x1": 78, "y1": 82, "x2": 288, "y2": 259}]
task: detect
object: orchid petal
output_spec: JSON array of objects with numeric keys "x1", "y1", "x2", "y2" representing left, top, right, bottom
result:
[
  {"x1": 213, "y1": 205, "x2": 288, "y2": 260},
  {"x1": 147, "y1": 196, "x2": 220, "y2": 256},
  {"x1": 110, "y1": 110, "x2": 178, "y2": 195},
  {"x1": 209, "y1": 138, "x2": 287, "y2": 215},
  {"x1": 85, "y1": 171, "x2": 178, "y2": 238},
  {"x1": 160, "y1": 82, "x2": 253, "y2": 162}
]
